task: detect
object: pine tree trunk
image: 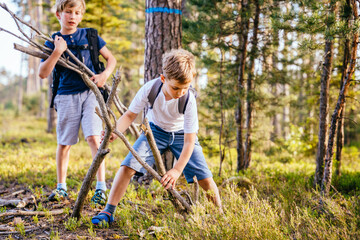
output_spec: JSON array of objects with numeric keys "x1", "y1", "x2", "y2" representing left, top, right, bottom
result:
[
  {"x1": 144, "y1": 0, "x2": 183, "y2": 176},
  {"x1": 314, "y1": 1, "x2": 337, "y2": 188},
  {"x1": 144, "y1": 0, "x2": 182, "y2": 82},
  {"x1": 244, "y1": 0, "x2": 260, "y2": 169},
  {"x1": 236, "y1": 0, "x2": 250, "y2": 172},
  {"x1": 37, "y1": 0, "x2": 46, "y2": 118},
  {"x1": 335, "y1": 1, "x2": 352, "y2": 177},
  {"x1": 218, "y1": 50, "x2": 225, "y2": 176},
  {"x1": 322, "y1": 0, "x2": 358, "y2": 195},
  {"x1": 269, "y1": 0, "x2": 281, "y2": 142}
]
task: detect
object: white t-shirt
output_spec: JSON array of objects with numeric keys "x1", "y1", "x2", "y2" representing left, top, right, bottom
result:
[{"x1": 128, "y1": 79, "x2": 199, "y2": 133}]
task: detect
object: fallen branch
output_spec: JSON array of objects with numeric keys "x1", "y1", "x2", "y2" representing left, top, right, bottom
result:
[
  {"x1": 0, "y1": 226, "x2": 43, "y2": 235},
  {"x1": 0, "y1": 209, "x2": 64, "y2": 218}
]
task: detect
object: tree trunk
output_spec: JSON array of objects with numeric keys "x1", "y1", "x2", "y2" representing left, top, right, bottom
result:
[
  {"x1": 270, "y1": 0, "x2": 281, "y2": 142},
  {"x1": 335, "y1": 0, "x2": 352, "y2": 177},
  {"x1": 236, "y1": 0, "x2": 250, "y2": 172},
  {"x1": 314, "y1": 1, "x2": 337, "y2": 188},
  {"x1": 321, "y1": 0, "x2": 357, "y2": 195},
  {"x1": 218, "y1": 50, "x2": 225, "y2": 176},
  {"x1": 244, "y1": 0, "x2": 260, "y2": 169},
  {"x1": 144, "y1": 0, "x2": 182, "y2": 82}
]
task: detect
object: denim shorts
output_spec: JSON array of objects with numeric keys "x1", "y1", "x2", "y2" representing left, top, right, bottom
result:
[
  {"x1": 54, "y1": 90, "x2": 102, "y2": 145},
  {"x1": 121, "y1": 122, "x2": 213, "y2": 183}
]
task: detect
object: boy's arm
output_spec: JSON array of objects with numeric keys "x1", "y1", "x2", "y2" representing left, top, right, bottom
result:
[
  {"x1": 38, "y1": 35, "x2": 67, "y2": 79},
  {"x1": 105, "y1": 110, "x2": 138, "y2": 142},
  {"x1": 160, "y1": 133, "x2": 196, "y2": 189},
  {"x1": 90, "y1": 46, "x2": 116, "y2": 87}
]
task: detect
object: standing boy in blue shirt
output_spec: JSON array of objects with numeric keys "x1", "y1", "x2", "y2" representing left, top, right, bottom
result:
[
  {"x1": 38, "y1": 0, "x2": 116, "y2": 205},
  {"x1": 92, "y1": 49, "x2": 222, "y2": 225}
]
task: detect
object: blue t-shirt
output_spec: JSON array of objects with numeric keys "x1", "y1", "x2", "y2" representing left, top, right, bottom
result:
[{"x1": 42, "y1": 28, "x2": 106, "y2": 95}]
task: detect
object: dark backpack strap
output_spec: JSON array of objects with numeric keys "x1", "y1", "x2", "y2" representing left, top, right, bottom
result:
[
  {"x1": 50, "y1": 66, "x2": 61, "y2": 109},
  {"x1": 49, "y1": 32, "x2": 63, "y2": 109},
  {"x1": 179, "y1": 86, "x2": 197, "y2": 114},
  {"x1": 148, "y1": 78, "x2": 163, "y2": 109},
  {"x1": 86, "y1": 28, "x2": 104, "y2": 73},
  {"x1": 178, "y1": 91, "x2": 189, "y2": 114}
]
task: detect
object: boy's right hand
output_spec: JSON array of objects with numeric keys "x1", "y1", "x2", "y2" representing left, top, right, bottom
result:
[
  {"x1": 53, "y1": 35, "x2": 67, "y2": 55},
  {"x1": 100, "y1": 131, "x2": 118, "y2": 143}
]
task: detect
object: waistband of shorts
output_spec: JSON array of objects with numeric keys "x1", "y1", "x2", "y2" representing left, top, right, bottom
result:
[{"x1": 149, "y1": 122, "x2": 184, "y2": 135}]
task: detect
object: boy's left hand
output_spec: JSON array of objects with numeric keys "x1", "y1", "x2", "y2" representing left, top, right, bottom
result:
[
  {"x1": 90, "y1": 73, "x2": 106, "y2": 87},
  {"x1": 160, "y1": 168, "x2": 181, "y2": 190}
]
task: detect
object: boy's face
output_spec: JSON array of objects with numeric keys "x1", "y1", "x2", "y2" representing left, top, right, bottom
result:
[
  {"x1": 160, "y1": 74, "x2": 191, "y2": 100},
  {"x1": 56, "y1": 4, "x2": 83, "y2": 34}
]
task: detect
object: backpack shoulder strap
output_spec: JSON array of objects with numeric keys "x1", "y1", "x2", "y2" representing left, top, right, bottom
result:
[
  {"x1": 86, "y1": 28, "x2": 103, "y2": 73},
  {"x1": 178, "y1": 87, "x2": 197, "y2": 114},
  {"x1": 148, "y1": 78, "x2": 163, "y2": 109}
]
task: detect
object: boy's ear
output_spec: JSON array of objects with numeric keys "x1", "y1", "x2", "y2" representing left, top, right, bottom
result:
[
  {"x1": 160, "y1": 74, "x2": 165, "y2": 83},
  {"x1": 56, "y1": 11, "x2": 61, "y2": 20}
]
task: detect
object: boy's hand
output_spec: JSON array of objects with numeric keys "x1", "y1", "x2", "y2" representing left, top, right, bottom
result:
[
  {"x1": 53, "y1": 35, "x2": 67, "y2": 55},
  {"x1": 100, "y1": 130, "x2": 118, "y2": 143},
  {"x1": 90, "y1": 72, "x2": 107, "y2": 87},
  {"x1": 160, "y1": 168, "x2": 181, "y2": 190}
]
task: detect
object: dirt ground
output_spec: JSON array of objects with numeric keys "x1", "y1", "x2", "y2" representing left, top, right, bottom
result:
[{"x1": 0, "y1": 183, "x2": 129, "y2": 239}]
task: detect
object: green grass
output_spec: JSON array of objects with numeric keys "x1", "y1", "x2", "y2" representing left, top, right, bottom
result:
[{"x1": 1, "y1": 112, "x2": 359, "y2": 239}]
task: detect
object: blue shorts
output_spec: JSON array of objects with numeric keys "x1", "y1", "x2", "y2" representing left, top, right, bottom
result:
[
  {"x1": 54, "y1": 90, "x2": 102, "y2": 145},
  {"x1": 121, "y1": 122, "x2": 213, "y2": 183}
]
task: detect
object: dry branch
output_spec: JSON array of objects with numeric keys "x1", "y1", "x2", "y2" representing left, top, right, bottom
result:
[
  {"x1": 0, "y1": 209, "x2": 64, "y2": 218},
  {"x1": 141, "y1": 119, "x2": 166, "y2": 176}
]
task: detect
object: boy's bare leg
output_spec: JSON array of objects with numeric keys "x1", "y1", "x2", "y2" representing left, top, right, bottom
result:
[
  {"x1": 107, "y1": 166, "x2": 136, "y2": 205},
  {"x1": 87, "y1": 135, "x2": 105, "y2": 182},
  {"x1": 198, "y1": 177, "x2": 223, "y2": 211},
  {"x1": 56, "y1": 144, "x2": 71, "y2": 184}
]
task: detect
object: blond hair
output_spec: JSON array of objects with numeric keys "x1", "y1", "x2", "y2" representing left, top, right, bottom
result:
[
  {"x1": 55, "y1": 0, "x2": 86, "y2": 14},
  {"x1": 162, "y1": 49, "x2": 196, "y2": 84}
]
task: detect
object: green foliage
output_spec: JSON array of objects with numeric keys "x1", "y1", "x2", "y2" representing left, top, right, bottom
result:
[
  {"x1": 14, "y1": 221, "x2": 26, "y2": 237},
  {"x1": 64, "y1": 217, "x2": 81, "y2": 231}
]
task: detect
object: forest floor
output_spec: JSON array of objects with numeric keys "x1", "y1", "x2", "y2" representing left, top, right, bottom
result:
[{"x1": 1, "y1": 113, "x2": 360, "y2": 239}]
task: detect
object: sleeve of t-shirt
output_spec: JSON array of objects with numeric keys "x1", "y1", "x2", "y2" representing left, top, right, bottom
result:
[
  {"x1": 98, "y1": 35, "x2": 106, "y2": 50},
  {"x1": 183, "y1": 92, "x2": 199, "y2": 133},
  {"x1": 128, "y1": 80, "x2": 154, "y2": 114}
]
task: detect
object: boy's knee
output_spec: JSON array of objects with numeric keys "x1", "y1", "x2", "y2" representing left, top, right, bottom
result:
[
  {"x1": 86, "y1": 135, "x2": 99, "y2": 145},
  {"x1": 121, "y1": 166, "x2": 137, "y2": 177},
  {"x1": 198, "y1": 177, "x2": 216, "y2": 191}
]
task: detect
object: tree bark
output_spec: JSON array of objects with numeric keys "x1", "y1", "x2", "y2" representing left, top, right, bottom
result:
[
  {"x1": 314, "y1": 1, "x2": 337, "y2": 188},
  {"x1": 335, "y1": 0, "x2": 352, "y2": 177},
  {"x1": 218, "y1": 49, "x2": 225, "y2": 176},
  {"x1": 321, "y1": 0, "x2": 357, "y2": 195},
  {"x1": 236, "y1": 0, "x2": 250, "y2": 172},
  {"x1": 244, "y1": 0, "x2": 260, "y2": 169}
]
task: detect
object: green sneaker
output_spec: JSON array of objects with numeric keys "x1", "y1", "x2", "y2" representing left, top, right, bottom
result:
[
  {"x1": 91, "y1": 189, "x2": 107, "y2": 206},
  {"x1": 48, "y1": 188, "x2": 68, "y2": 202}
]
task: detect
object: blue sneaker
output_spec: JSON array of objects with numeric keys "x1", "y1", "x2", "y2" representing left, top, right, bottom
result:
[
  {"x1": 91, "y1": 189, "x2": 107, "y2": 206},
  {"x1": 48, "y1": 188, "x2": 68, "y2": 202},
  {"x1": 91, "y1": 211, "x2": 114, "y2": 226}
]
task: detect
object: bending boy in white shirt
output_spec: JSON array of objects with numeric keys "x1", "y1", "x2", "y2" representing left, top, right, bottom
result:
[{"x1": 92, "y1": 49, "x2": 222, "y2": 225}]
